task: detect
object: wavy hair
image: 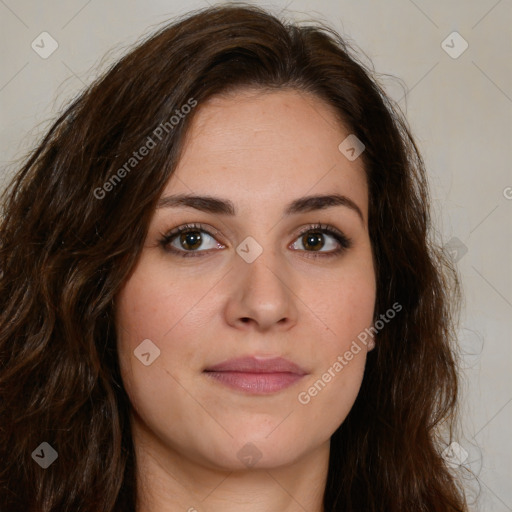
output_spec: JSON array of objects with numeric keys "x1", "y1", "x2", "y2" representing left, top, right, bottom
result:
[{"x1": 0, "y1": 4, "x2": 465, "y2": 511}]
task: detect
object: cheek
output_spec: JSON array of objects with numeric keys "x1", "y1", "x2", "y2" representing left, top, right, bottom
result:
[
  {"x1": 114, "y1": 262, "x2": 177, "y2": 403},
  {"x1": 114, "y1": 278, "x2": 193, "y2": 441},
  {"x1": 115, "y1": 261, "x2": 190, "y2": 342},
  {"x1": 303, "y1": 255, "x2": 376, "y2": 349},
  {"x1": 114, "y1": 253, "x2": 215, "y2": 374},
  {"x1": 293, "y1": 256, "x2": 375, "y2": 425},
  {"x1": 113, "y1": 255, "x2": 213, "y2": 413}
]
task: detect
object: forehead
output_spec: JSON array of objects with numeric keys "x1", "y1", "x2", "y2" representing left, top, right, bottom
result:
[{"x1": 163, "y1": 88, "x2": 368, "y2": 218}]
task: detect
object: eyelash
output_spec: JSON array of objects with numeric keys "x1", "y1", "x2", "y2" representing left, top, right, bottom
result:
[{"x1": 158, "y1": 222, "x2": 352, "y2": 259}]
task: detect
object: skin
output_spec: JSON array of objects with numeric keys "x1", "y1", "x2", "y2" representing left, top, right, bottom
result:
[{"x1": 115, "y1": 88, "x2": 376, "y2": 512}]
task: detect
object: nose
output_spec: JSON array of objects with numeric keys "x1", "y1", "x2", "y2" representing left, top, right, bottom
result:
[{"x1": 224, "y1": 248, "x2": 299, "y2": 333}]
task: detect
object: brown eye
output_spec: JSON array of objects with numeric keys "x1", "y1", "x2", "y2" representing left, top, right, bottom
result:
[
  {"x1": 179, "y1": 230, "x2": 203, "y2": 250},
  {"x1": 290, "y1": 224, "x2": 352, "y2": 258},
  {"x1": 302, "y1": 231, "x2": 325, "y2": 251},
  {"x1": 160, "y1": 223, "x2": 225, "y2": 258}
]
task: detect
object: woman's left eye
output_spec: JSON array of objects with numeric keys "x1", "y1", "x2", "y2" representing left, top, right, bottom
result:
[
  {"x1": 290, "y1": 225, "x2": 352, "y2": 257},
  {"x1": 159, "y1": 223, "x2": 352, "y2": 259}
]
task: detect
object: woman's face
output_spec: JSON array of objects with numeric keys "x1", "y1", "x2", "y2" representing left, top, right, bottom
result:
[{"x1": 115, "y1": 89, "x2": 376, "y2": 471}]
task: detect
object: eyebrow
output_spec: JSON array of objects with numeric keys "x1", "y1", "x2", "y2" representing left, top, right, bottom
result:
[{"x1": 157, "y1": 193, "x2": 364, "y2": 222}]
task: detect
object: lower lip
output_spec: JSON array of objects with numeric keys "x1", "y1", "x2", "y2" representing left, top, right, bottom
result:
[{"x1": 204, "y1": 371, "x2": 305, "y2": 394}]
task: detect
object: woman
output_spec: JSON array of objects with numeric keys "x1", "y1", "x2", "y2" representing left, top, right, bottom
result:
[{"x1": 0, "y1": 4, "x2": 466, "y2": 511}]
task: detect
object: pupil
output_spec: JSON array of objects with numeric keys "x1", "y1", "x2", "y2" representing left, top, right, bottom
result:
[
  {"x1": 304, "y1": 232, "x2": 323, "y2": 251},
  {"x1": 181, "y1": 231, "x2": 202, "y2": 250}
]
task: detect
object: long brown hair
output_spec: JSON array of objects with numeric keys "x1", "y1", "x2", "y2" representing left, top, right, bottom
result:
[{"x1": 0, "y1": 4, "x2": 465, "y2": 511}]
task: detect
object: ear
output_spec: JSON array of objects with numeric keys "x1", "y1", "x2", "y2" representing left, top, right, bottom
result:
[{"x1": 367, "y1": 337, "x2": 375, "y2": 351}]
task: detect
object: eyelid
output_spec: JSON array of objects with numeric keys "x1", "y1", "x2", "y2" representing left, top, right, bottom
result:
[{"x1": 170, "y1": 223, "x2": 224, "y2": 241}]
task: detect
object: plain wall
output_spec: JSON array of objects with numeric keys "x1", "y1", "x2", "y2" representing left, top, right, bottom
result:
[{"x1": 1, "y1": 1, "x2": 511, "y2": 510}]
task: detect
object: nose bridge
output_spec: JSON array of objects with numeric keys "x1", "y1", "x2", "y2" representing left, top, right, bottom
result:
[
  {"x1": 236, "y1": 232, "x2": 288, "y2": 298},
  {"x1": 228, "y1": 230, "x2": 298, "y2": 330}
]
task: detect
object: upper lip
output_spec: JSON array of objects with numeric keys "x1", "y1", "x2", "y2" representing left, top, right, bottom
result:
[{"x1": 204, "y1": 356, "x2": 308, "y2": 375}]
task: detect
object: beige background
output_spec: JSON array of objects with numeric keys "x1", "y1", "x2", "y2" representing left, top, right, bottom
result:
[{"x1": 1, "y1": 0, "x2": 511, "y2": 509}]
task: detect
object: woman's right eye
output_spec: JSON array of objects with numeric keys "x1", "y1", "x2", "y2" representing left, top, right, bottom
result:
[{"x1": 159, "y1": 223, "x2": 225, "y2": 258}]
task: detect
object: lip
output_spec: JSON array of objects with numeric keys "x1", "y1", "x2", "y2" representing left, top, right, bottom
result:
[{"x1": 203, "y1": 356, "x2": 308, "y2": 394}]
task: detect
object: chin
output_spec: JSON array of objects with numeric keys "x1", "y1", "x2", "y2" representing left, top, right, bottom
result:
[{"x1": 193, "y1": 428, "x2": 320, "y2": 472}]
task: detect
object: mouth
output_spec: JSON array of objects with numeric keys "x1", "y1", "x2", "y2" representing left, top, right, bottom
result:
[{"x1": 203, "y1": 356, "x2": 308, "y2": 394}]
